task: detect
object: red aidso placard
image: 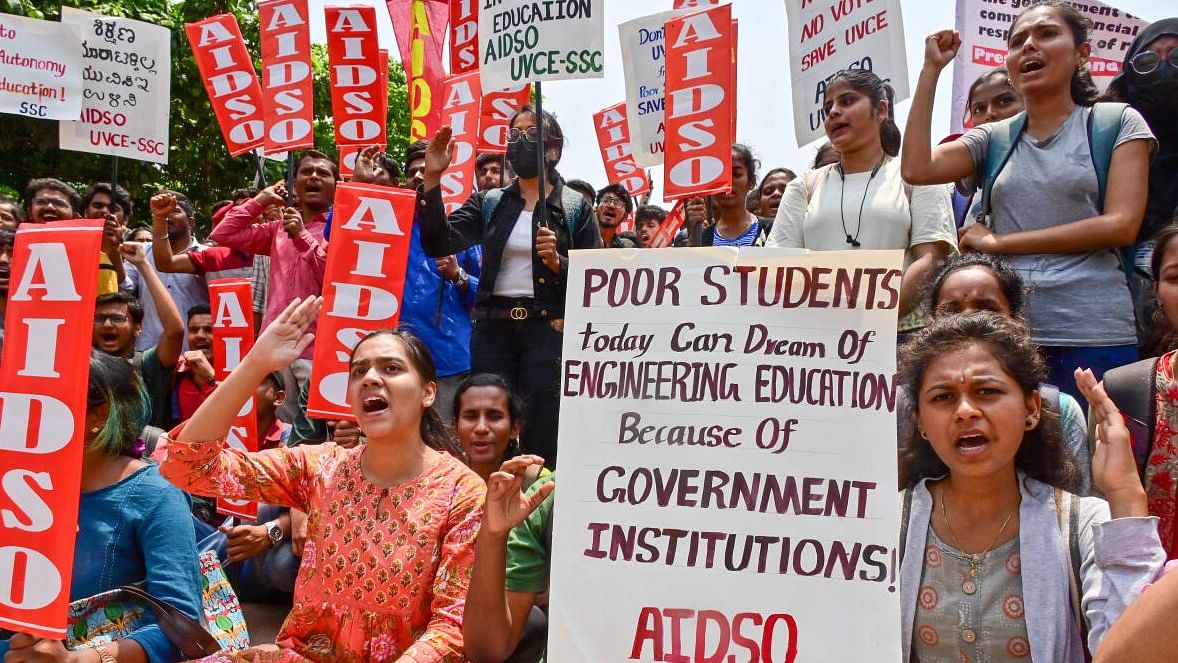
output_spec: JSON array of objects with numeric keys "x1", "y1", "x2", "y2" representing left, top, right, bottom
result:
[
  {"x1": 650, "y1": 200, "x2": 686, "y2": 248},
  {"x1": 477, "y1": 84, "x2": 530, "y2": 153},
  {"x1": 440, "y1": 72, "x2": 482, "y2": 213},
  {"x1": 307, "y1": 184, "x2": 414, "y2": 420},
  {"x1": 326, "y1": 6, "x2": 386, "y2": 148},
  {"x1": 663, "y1": 4, "x2": 734, "y2": 200},
  {"x1": 185, "y1": 15, "x2": 266, "y2": 157},
  {"x1": 450, "y1": 0, "x2": 478, "y2": 74},
  {"x1": 594, "y1": 102, "x2": 650, "y2": 198},
  {"x1": 258, "y1": 0, "x2": 315, "y2": 153},
  {"x1": 0, "y1": 220, "x2": 103, "y2": 638},
  {"x1": 208, "y1": 278, "x2": 259, "y2": 520}
]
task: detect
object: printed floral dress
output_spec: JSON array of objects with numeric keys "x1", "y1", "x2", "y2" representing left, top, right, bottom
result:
[{"x1": 159, "y1": 427, "x2": 485, "y2": 662}]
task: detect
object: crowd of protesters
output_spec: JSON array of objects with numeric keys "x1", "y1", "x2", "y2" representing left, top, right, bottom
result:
[{"x1": 1, "y1": 2, "x2": 1178, "y2": 662}]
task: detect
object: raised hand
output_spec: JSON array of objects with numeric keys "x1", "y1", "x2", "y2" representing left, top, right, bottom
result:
[
  {"x1": 1075, "y1": 368, "x2": 1149, "y2": 518},
  {"x1": 250, "y1": 296, "x2": 322, "y2": 372},
  {"x1": 923, "y1": 30, "x2": 961, "y2": 72},
  {"x1": 120, "y1": 240, "x2": 149, "y2": 266},
  {"x1": 352, "y1": 144, "x2": 382, "y2": 184},
  {"x1": 425, "y1": 126, "x2": 455, "y2": 179},
  {"x1": 255, "y1": 182, "x2": 287, "y2": 208},
  {"x1": 149, "y1": 192, "x2": 177, "y2": 219},
  {"x1": 483, "y1": 455, "x2": 554, "y2": 537}
]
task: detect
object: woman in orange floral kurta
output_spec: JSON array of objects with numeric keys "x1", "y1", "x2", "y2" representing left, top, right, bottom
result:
[{"x1": 160, "y1": 297, "x2": 485, "y2": 662}]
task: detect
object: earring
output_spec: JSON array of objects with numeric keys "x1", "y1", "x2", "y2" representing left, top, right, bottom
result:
[
  {"x1": 919, "y1": 430, "x2": 928, "y2": 441},
  {"x1": 1025, "y1": 416, "x2": 1037, "y2": 428}
]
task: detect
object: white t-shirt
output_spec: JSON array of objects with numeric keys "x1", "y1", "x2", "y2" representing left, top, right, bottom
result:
[
  {"x1": 766, "y1": 157, "x2": 956, "y2": 265},
  {"x1": 494, "y1": 210, "x2": 535, "y2": 298}
]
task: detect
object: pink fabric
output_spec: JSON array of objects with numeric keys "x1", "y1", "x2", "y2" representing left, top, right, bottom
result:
[{"x1": 209, "y1": 200, "x2": 327, "y2": 358}]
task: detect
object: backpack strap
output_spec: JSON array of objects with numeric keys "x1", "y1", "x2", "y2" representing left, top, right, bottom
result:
[
  {"x1": 977, "y1": 111, "x2": 1028, "y2": 227},
  {"x1": 1101, "y1": 356, "x2": 1158, "y2": 480},
  {"x1": 1057, "y1": 489, "x2": 1092, "y2": 662},
  {"x1": 801, "y1": 164, "x2": 838, "y2": 206},
  {"x1": 1087, "y1": 102, "x2": 1128, "y2": 212}
]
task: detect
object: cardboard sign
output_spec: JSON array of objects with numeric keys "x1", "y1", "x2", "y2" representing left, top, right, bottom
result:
[
  {"x1": 258, "y1": 0, "x2": 315, "y2": 153},
  {"x1": 307, "y1": 184, "x2": 414, "y2": 420},
  {"x1": 0, "y1": 13, "x2": 83, "y2": 120},
  {"x1": 949, "y1": 0, "x2": 1147, "y2": 132},
  {"x1": 649, "y1": 200, "x2": 685, "y2": 248},
  {"x1": 663, "y1": 5, "x2": 734, "y2": 201},
  {"x1": 477, "y1": 83, "x2": 530, "y2": 153},
  {"x1": 0, "y1": 220, "x2": 103, "y2": 638},
  {"x1": 185, "y1": 14, "x2": 266, "y2": 157},
  {"x1": 389, "y1": 0, "x2": 447, "y2": 141},
  {"x1": 594, "y1": 102, "x2": 650, "y2": 199},
  {"x1": 478, "y1": 0, "x2": 605, "y2": 93},
  {"x1": 208, "y1": 278, "x2": 259, "y2": 521},
  {"x1": 449, "y1": 0, "x2": 479, "y2": 74},
  {"x1": 439, "y1": 71, "x2": 482, "y2": 213},
  {"x1": 58, "y1": 8, "x2": 171, "y2": 163},
  {"x1": 326, "y1": 6, "x2": 386, "y2": 149},
  {"x1": 619, "y1": 10, "x2": 687, "y2": 168},
  {"x1": 784, "y1": 0, "x2": 909, "y2": 145},
  {"x1": 549, "y1": 247, "x2": 904, "y2": 662}
]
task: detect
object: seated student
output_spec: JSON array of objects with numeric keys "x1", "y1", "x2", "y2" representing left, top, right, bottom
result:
[
  {"x1": 634, "y1": 204, "x2": 666, "y2": 249},
  {"x1": 453, "y1": 373, "x2": 548, "y2": 489},
  {"x1": 92, "y1": 242, "x2": 184, "y2": 429},
  {"x1": 465, "y1": 455, "x2": 554, "y2": 663},
  {"x1": 919, "y1": 253, "x2": 1092, "y2": 493}
]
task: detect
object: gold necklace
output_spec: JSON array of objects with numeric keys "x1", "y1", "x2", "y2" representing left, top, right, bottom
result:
[{"x1": 939, "y1": 486, "x2": 1018, "y2": 596}]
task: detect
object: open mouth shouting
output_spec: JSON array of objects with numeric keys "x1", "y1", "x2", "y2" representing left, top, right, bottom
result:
[
  {"x1": 955, "y1": 431, "x2": 990, "y2": 458},
  {"x1": 360, "y1": 394, "x2": 389, "y2": 416}
]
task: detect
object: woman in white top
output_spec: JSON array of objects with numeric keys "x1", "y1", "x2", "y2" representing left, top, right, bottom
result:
[{"x1": 767, "y1": 69, "x2": 956, "y2": 331}]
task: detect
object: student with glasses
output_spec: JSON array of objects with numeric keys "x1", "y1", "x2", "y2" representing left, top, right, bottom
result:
[
  {"x1": 418, "y1": 105, "x2": 602, "y2": 469},
  {"x1": 21, "y1": 177, "x2": 129, "y2": 295},
  {"x1": 595, "y1": 183, "x2": 639, "y2": 248}
]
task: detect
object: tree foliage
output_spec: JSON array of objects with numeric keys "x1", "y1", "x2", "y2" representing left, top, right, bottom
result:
[{"x1": 0, "y1": 0, "x2": 410, "y2": 234}]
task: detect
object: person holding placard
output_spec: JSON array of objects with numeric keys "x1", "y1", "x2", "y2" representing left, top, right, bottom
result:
[
  {"x1": 766, "y1": 70, "x2": 956, "y2": 332},
  {"x1": 684, "y1": 144, "x2": 769, "y2": 248},
  {"x1": 159, "y1": 297, "x2": 484, "y2": 661},
  {"x1": 896, "y1": 311, "x2": 1164, "y2": 662},
  {"x1": 900, "y1": 5, "x2": 1154, "y2": 403},
  {"x1": 418, "y1": 106, "x2": 602, "y2": 468}
]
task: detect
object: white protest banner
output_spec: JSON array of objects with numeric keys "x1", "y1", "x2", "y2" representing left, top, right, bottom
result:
[
  {"x1": 478, "y1": 0, "x2": 604, "y2": 93},
  {"x1": 549, "y1": 247, "x2": 904, "y2": 662},
  {"x1": 784, "y1": 0, "x2": 908, "y2": 146},
  {"x1": 619, "y1": 9, "x2": 686, "y2": 168},
  {"x1": 0, "y1": 13, "x2": 82, "y2": 120},
  {"x1": 950, "y1": 0, "x2": 1147, "y2": 132},
  {"x1": 58, "y1": 8, "x2": 170, "y2": 163}
]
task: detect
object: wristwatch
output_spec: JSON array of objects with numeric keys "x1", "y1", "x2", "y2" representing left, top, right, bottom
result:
[
  {"x1": 265, "y1": 519, "x2": 284, "y2": 548},
  {"x1": 452, "y1": 267, "x2": 469, "y2": 288}
]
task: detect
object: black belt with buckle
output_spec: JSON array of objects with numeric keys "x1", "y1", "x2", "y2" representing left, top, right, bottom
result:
[{"x1": 482, "y1": 298, "x2": 551, "y2": 321}]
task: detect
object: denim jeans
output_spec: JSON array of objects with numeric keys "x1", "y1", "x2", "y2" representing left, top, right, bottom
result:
[{"x1": 194, "y1": 505, "x2": 301, "y2": 602}]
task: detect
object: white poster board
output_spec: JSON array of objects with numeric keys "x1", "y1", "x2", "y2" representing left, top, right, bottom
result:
[
  {"x1": 478, "y1": 0, "x2": 604, "y2": 93},
  {"x1": 619, "y1": 9, "x2": 686, "y2": 168},
  {"x1": 783, "y1": 0, "x2": 909, "y2": 146},
  {"x1": 549, "y1": 247, "x2": 904, "y2": 662},
  {"x1": 950, "y1": 0, "x2": 1147, "y2": 132},
  {"x1": 58, "y1": 7, "x2": 171, "y2": 163},
  {"x1": 0, "y1": 13, "x2": 83, "y2": 120}
]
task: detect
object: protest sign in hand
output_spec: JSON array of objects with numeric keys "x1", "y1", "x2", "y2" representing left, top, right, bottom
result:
[
  {"x1": 439, "y1": 71, "x2": 482, "y2": 213},
  {"x1": 58, "y1": 8, "x2": 170, "y2": 163},
  {"x1": 326, "y1": 6, "x2": 386, "y2": 151},
  {"x1": 594, "y1": 102, "x2": 650, "y2": 199},
  {"x1": 258, "y1": 0, "x2": 315, "y2": 154},
  {"x1": 619, "y1": 9, "x2": 686, "y2": 168},
  {"x1": 478, "y1": 0, "x2": 604, "y2": 93},
  {"x1": 784, "y1": 0, "x2": 909, "y2": 146},
  {"x1": 388, "y1": 0, "x2": 447, "y2": 141},
  {"x1": 549, "y1": 247, "x2": 904, "y2": 662},
  {"x1": 185, "y1": 14, "x2": 266, "y2": 157},
  {"x1": 478, "y1": 83, "x2": 530, "y2": 153},
  {"x1": 0, "y1": 220, "x2": 103, "y2": 639},
  {"x1": 0, "y1": 13, "x2": 83, "y2": 121},
  {"x1": 209, "y1": 278, "x2": 259, "y2": 521},
  {"x1": 450, "y1": 0, "x2": 479, "y2": 75}
]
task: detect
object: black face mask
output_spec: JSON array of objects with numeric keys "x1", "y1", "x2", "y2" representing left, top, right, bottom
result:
[
  {"x1": 507, "y1": 139, "x2": 541, "y2": 179},
  {"x1": 1128, "y1": 65, "x2": 1178, "y2": 123}
]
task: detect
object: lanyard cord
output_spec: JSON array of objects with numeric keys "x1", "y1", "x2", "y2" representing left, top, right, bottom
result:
[{"x1": 838, "y1": 156, "x2": 885, "y2": 247}]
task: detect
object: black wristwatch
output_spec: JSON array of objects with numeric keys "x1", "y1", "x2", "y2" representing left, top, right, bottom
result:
[{"x1": 265, "y1": 519, "x2": 284, "y2": 548}]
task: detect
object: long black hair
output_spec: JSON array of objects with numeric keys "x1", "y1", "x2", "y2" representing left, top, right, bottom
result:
[
  {"x1": 1009, "y1": 1, "x2": 1099, "y2": 106},
  {"x1": 826, "y1": 69, "x2": 902, "y2": 156},
  {"x1": 349, "y1": 329, "x2": 461, "y2": 457},
  {"x1": 897, "y1": 312, "x2": 1079, "y2": 492}
]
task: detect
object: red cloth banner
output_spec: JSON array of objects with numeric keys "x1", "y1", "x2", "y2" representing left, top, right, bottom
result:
[
  {"x1": 477, "y1": 84, "x2": 530, "y2": 154},
  {"x1": 308, "y1": 184, "x2": 414, "y2": 420},
  {"x1": 649, "y1": 200, "x2": 685, "y2": 248},
  {"x1": 440, "y1": 71, "x2": 482, "y2": 213},
  {"x1": 389, "y1": 0, "x2": 447, "y2": 141},
  {"x1": 185, "y1": 15, "x2": 266, "y2": 157},
  {"x1": 208, "y1": 278, "x2": 259, "y2": 520},
  {"x1": 593, "y1": 102, "x2": 650, "y2": 199},
  {"x1": 449, "y1": 0, "x2": 478, "y2": 74},
  {"x1": 662, "y1": 4, "x2": 734, "y2": 200},
  {"x1": 258, "y1": 0, "x2": 315, "y2": 153},
  {"x1": 673, "y1": 0, "x2": 718, "y2": 7},
  {"x1": 326, "y1": 6, "x2": 386, "y2": 148},
  {"x1": 0, "y1": 220, "x2": 103, "y2": 638}
]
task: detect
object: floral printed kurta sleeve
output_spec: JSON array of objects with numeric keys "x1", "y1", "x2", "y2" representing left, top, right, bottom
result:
[
  {"x1": 158, "y1": 424, "x2": 328, "y2": 512},
  {"x1": 402, "y1": 474, "x2": 484, "y2": 663}
]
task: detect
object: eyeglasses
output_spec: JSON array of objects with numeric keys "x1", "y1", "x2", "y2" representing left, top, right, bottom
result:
[
  {"x1": 1130, "y1": 49, "x2": 1178, "y2": 75},
  {"x1": 506, "y1": 127, "x2": 539, "y2": 144},
  {"x1": 33, "y1": 197, "x2": 72, "y2": 209},
  {"x1": 94, "y1": 313, "x2": 130, "y2": 325},
  {"x1": 598, "y1": 195, "x2": 627, "y2": 208}
]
